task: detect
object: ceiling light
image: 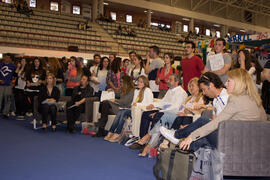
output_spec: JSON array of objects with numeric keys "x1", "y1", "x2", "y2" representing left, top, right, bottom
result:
[
  {"x1": 182, "y1": 18, "x2": 190, "y2": 21},
  {"x1": 103, "y1": 2, "x2": 109, "y2": 5},
  {"x1": 240, "y1": 29, "x2": 246, "y2": 32},
  {"x1": 213, "y1": 24, "x2": 220, "y2": 27},
  {"x1": 144, "y1": 10, "x2": 153, "y2": 13}
]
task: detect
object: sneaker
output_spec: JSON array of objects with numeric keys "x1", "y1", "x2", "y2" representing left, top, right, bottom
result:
[
  {"x1": 10, "y1": 111, "x2": 16, "y2": 116},
  {"x1": 26, "y1": 112, "x2": 33, "y2": 117},
  {"x1": 125, "y1": 136, "x2": 140, "y2": 147},
  {"x1": 160, "y1": 126, "x2": 179, "y2": 145}
]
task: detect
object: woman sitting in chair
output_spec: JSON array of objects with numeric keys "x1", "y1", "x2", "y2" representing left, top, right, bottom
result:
[
  {"x1": 104, "y1": 75, "x2": 153, "y2": 142},
  {"x1": 161, "y1": 68, "x2": 267, "y2": 151},
  {"x1": 38, "y1": 73, "x2": 60, "y2": 132}
]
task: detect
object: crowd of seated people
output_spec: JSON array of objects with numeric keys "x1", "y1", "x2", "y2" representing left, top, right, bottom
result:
[
  {"x1": 116, "y1": 25, "x2": 136, "y2": 37},
  {"x1": 11, "y1": 0, "x2": 33, "y2": 17},
  {"x1": 0, "y1": 40, "x2": 269, "y2": 160}
]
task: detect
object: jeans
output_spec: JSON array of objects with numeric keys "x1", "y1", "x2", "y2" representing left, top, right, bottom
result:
[
  {"x1": 66, "y1": 101, "x2": 84, "y2": 130},
  {"x1": 159, "y1": 112, "x2": 178, "y2": 128},
  {"x1": 148, "y1": 113, "x2": 193, "y2": 148},
  {"x1": 109, "y1": 109, "x2": 131, "y2": 134},
  {"x1": 40, "y1": 104, "x2": 57, "y2": 125},
  {"x1": 98, "y1": 100, "x2": 114, "y2": 128},
  {"x1": 174, "y1": 117, "x2": 217, "y2": 151},
  {"x1": 139, "y1": 110, "x2": 164, "y2": 138},
  {"x1": 0, "y1": 86, "x2": 12, "y2": 115}
]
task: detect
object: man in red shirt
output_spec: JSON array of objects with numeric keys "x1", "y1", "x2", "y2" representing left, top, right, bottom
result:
[{"x1": 181, "y1": 41, "x2": 204, "y2": 91}]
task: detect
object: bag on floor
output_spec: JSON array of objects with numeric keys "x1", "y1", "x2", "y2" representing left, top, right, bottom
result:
[
  {"x1": 153, "y1": 148, "x2": 195, "y2": 180},
  {"x1": 189, "y1": 147, "x2": 224, "y2": 180}
]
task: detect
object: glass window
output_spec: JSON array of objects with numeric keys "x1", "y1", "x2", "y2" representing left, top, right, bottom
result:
[
  {"x1": 216, "y1": 31, "x2": 221, "y2": 38},
  {"x1": 29, "y1": 0, "x2": 36, "y2": 7},
  {"x1": 73, "y1": 6, "x2": 80, "y2": 14},
  {"x1": 4, "y1": 0, "x2": 12, "y2": 4},
  {"x1": 126, "y1": 15, "x2": 132, "y2": 23},
  {"x1": 110, "y1": 12, "x2": 116, "y2": 21},
  {"x1": 195, "y1": 27, "x2": 199, "y2": 34},
  {"x1": 183, "y1": 25, "x2": 188, "y2": 32},
  {"x1": 50, "y1": 2, "x2": 59, "y2": 11},
  {"x1": 206, "y1": 29, "x2": 210, "y2": 36}
]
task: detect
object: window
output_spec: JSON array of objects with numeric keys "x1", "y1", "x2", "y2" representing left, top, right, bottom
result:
[
  {"x1": 29, "y1": 0, "x2": 36, "y2": 7},
  {"x1": 151, "y1": 22, "x2": 158, "y2": 26},
  {"x1": 195, "y1": 27, "x2": 199, "y2": 34},
  {"x1": 126, "y1": 15, "x2": 132, "y2": 23},
  {"x1": 4, "y1": 0, "x2": 12, "y2": 4},
  {"x1": 73, "y1": 6, "x2": 80, "y2": 14},
  {"x1": 206, "y1": 29, "x2": 210, "y2": 36},
  {"x1": 216, "y1": 31, "x2": 221, "y2": 38},
  {"x1": 110, "y1": 12, "x2": 116, "y2": 21},
  {"x1": 50, "y1": 2, "x2": 59, "y2": 11},
  {"x1": 183, "y1": 25, "x2": 188, "y2": 32}
]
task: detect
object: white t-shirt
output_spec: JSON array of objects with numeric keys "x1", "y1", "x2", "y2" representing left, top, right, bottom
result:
[
  {"x1": 128, "y1": 67, "x2": 146, "y2": 84},
  {"x1": 213, "y1": 88, "x2": 229, "y2": 115},
  {"x1": 90, "y1": 66, "x2": 108, "y2": 92},
  {"x1": 132, "y1": 87, "x2": 153, "y2": 106}
]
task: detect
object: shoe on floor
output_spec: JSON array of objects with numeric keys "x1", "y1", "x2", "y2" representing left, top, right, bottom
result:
[
  {"x1": 3, "y1": 114, "x2": 9, "y2": 119},
  {"x1": 160, "y1": 126, "x2": 179, "y2": 145},
  {"x1": 16, "y1": 116, "x2": 25, "y2": 120},
  {"x1": 26, "y1": 112, "x2": 33, "y2": 117},
  {"x1": 10, "y1": 111, "x2": 16, "y2": 116},
  {"x1": 129, "y1": 142, "x2": 145, "y2": 150}
]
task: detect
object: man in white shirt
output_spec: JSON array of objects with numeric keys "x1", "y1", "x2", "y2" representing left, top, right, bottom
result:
[
  {"x1": 160, "y1": 72, "x2": 229, "y2": 148},
  {"x1": 139, "y1": 74, "x2": 187, "y2": 138},
  {"x1": 144, "y1": 46, "x2": 164, "y2": 98},
  {"x1": 126, "y1": 51, "x2": 136, "y2": 75}
]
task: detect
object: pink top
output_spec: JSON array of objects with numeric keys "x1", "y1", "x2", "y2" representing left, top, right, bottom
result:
[
  {"x1": 157, "y1": 66, "x2": 178, "y2": 90},
  {"x1": 66, "y1": 66, "x2": 80, "y2": 89}
]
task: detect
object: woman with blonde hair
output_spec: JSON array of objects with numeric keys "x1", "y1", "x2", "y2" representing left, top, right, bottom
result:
[
  {"x1": 48, "y1": 57, "x2": 64, "y2": 95},
  {"x1": 161, "y1": 68, "x2": 267, "y2": 151},
  {"x1": 38, "y1": 73, "x2": 60, "y2": 132},
  {"x1": 104, "y1": 75, "x2": 153, "y2": 142},
  {"x1": 132, "y1": 77, "x2": 208, "y2": 156}
]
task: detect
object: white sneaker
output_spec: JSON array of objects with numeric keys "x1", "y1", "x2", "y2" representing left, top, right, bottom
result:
[{"x1": 160, "y1": 126, "x2": 179, "y2": 145}]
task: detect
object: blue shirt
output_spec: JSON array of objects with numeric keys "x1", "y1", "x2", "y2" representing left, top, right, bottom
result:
[{"x1": 0, "y1": 62, "x2": 16, "y2": 86}]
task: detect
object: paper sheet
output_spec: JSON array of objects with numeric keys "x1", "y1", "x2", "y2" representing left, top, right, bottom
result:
[{"x1": 208, "y1": 53, "x2": 224, "y2": 71}]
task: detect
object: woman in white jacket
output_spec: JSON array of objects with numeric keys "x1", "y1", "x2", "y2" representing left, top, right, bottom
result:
[{"x1": 105, "y1": 75, "x2": 153, "y2": 142}]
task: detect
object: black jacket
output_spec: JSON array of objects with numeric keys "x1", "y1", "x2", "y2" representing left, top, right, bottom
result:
[
  {"x1": 71, "y1": 84, "x2": 94, "y2": 103},
  {"x1": 38, "y1": 85, "x2": 60, "y2": 106}
]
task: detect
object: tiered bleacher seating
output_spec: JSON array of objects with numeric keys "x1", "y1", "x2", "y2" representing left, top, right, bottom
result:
[
  {"x1": 98, "y1": 20, "x2": 185, "y2": 56},
  {"x1": 0, "y1": 2, "x2": 112, "y2": 54}
]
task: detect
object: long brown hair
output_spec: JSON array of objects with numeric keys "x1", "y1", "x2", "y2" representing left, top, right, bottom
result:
[
  {"x1": 121, "y1": 75, "x2": 135, "y2": 96},
  {"x1": 48, "y1": 57, "x2": 62, "y2": 76},
  {"x1": 137, "y1": 75, "x2": 149, "y2": 103}
]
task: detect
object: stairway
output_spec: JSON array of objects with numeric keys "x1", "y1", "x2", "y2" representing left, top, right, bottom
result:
[{"x1": 90, "y1": 22, "x2": 128, "y2": 57}]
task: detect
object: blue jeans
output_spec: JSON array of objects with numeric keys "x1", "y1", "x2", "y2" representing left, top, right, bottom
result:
[
  {"x1": 109, "y1": 109, "x2": 131, "y2": 134},
  {"x1": 174, "y1": 117, "x2": 217, "y2": 151},
  {"x1": 159, "y1": 112, "x2": 178, "y2": 128}
]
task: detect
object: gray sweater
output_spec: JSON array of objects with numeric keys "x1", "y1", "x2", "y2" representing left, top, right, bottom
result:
[{"x1": 108, "y1": 90, "x2": 134, "y2": 114}]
